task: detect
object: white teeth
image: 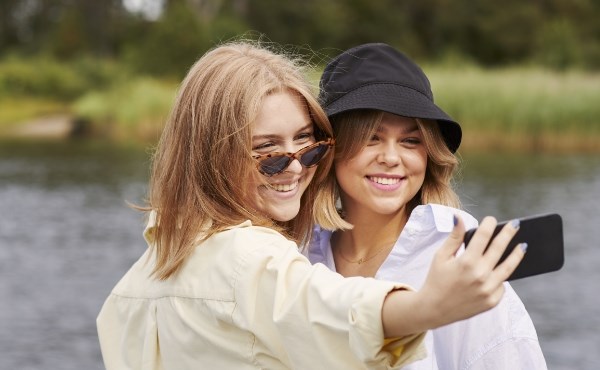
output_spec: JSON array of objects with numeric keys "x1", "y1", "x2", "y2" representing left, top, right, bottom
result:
[
  {"x1": 269, "y1": 181, "x2": 298, "y2": 192},
  {"x1": 369, "y1": 176, "x2": 400, "y2": 185}
]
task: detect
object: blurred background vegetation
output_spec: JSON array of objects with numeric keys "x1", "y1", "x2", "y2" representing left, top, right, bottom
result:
[{"x1": 1, "y1": 0, "x2": 599, "y2": 151}]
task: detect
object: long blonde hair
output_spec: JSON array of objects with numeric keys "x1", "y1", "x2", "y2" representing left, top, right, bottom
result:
[
  {"x1": 147, "y1": 42, "x2": 344, "y2": 279},
  {"x1": 330, "y1": 110, "x2": 461, "y2": 217}
]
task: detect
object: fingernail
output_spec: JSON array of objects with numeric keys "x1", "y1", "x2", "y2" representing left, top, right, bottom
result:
[
  {"x1": 511, "y1": 219, "x2": 520, "y2": 229},
  {"x1": 519, "y1": 242, "x2": 528, "y2": 253},
  {"x1": 453, "y1": 214, "x2": 458, "y2": 226}
]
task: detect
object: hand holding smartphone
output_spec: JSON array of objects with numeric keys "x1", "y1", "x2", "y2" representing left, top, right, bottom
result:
[{"x1": 463, "y1": 213, "x2": 564, "y2": 280}]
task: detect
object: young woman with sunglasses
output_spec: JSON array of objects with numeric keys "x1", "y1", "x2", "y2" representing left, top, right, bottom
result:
[
  {"x1": 308, "y1": 43, "x2": 546, "y2": 369},
  {"x1": 97, "y1": 41, "x2": 526, "y2": 370}
]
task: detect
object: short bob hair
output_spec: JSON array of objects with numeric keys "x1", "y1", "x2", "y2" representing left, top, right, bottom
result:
[
  {"x1": 330, "y1": 110, "x2": 461, "y2": 218},
  {"x1": 147, "y1": 42, "x2": 345, "y2": 279}
]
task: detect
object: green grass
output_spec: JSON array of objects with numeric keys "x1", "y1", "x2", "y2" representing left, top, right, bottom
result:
[{"x1": 424, "y1": 65, "x2": 600, "y2": 151}]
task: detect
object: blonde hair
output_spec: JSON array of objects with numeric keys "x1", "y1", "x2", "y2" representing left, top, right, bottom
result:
[
  {"x1": 147, "y1": 41, "x2": 344, "y2": 279},
  {"x1": 330, "y1": 110, "x2": 461, "y2": 217}
]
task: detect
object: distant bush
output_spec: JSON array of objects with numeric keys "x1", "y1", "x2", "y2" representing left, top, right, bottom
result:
[
  {"x1": 73, "y1": 77, "x2": 177, "y2": 141},
  {"x1": 0, "y1": 56, "x2": 126, "y2": 101}
]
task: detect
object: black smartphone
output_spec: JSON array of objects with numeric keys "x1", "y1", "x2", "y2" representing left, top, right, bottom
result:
[{"x1": 463, "y1": 213, "x2": 564, "y2": 280}]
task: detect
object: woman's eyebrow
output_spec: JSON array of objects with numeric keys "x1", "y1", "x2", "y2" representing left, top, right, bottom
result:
[
  {"x1": 404, "y1": 126, "x2": 420, "y2": 134},
  {"x1": 252, "y1": 134, "x2": 280, "y2": 141}
]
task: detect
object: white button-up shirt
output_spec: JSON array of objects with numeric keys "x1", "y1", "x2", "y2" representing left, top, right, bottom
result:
[
  {"x1": 307, "y1": 204, "x2": 548, "y2": 370},
  {"x1": 97, "y1": 217, "x2": 426, "y2": 370}
]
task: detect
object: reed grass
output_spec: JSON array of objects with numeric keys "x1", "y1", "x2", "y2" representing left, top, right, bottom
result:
[{"x1": 424, "y1": 65, "x2": 600, "y2": 152}]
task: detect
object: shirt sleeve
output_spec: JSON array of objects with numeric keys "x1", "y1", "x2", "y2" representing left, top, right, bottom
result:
[{"x1": 231, "y1": 229, "x2": 426, "y2": 369}]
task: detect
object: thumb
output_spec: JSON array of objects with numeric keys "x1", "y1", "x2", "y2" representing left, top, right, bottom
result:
[{"x1": 438, "y1": 214, "x2": 466, "y2": 258}]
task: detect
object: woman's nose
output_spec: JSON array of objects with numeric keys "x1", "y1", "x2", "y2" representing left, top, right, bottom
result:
[
  {"x1": 285, "y1": 157, "x2": 303, "y2": 173},
  {"x1": 281, "y1": 143, "x2": 305, "y2": 174},
  {"x1": 377, "y1": 143, "x2": 401, "y2": 166}
]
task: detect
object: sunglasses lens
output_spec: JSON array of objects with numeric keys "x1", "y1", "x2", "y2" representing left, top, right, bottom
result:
[
  {"x1": 259, "y1": 155, "x2": 291, "y2": 176},
  {"x1": 300, "y1": 144, "x2": 328, "y2": 167}
]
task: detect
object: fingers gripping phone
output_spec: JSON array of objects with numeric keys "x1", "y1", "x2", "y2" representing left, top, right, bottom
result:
[{"x1": 463, "y1": 213, "x2": 564, "y2": 280}]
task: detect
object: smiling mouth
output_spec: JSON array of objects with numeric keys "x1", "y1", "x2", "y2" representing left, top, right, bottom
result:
[
  {"x1": 367, "y1": 176, "x2": 402, "y2": 185},
  {"x1": 268, "y1": 181, "x2": 299, "y2": 192}
]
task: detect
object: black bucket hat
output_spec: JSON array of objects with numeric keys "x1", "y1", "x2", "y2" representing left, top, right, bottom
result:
[{"x1": 319, "y1": 43, "x2": 462, "y2": 153}]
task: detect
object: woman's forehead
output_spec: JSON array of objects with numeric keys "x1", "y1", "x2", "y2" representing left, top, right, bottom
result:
[
  {"x1": 251, "y1": 91, "x2": 312, "y2": 138},
  {"x1": 377, "y1": 113, "x2": 418, "y2": 133}
]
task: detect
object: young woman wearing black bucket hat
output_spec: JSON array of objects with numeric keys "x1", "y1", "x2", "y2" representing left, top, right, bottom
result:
[{"x1": 307, "y1": 43, "x2": 547, "y2": 369}]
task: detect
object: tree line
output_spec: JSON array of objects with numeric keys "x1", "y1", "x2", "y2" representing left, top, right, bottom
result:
[{"x1": 1, "y1": 0, "x2": 599, "y2": 78}]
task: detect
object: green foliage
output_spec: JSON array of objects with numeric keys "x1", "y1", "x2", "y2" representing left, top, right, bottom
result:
[
  {"x1": 242, "y1": 0, "x2": 600, "y2": 70},
  {"x1": 48, "y1": 7, "x2": 89, "y2": 59},
  {"x1": 534, "y1": 19, "x2": 583, "y2": 70},
  {"x1": 122, "y1": 2, "x2": 249, "y2": 78},
  {"x1": 0, "y1": 56, "x2": 126, "y2": 101},
  {"x1": 73, "y1": 77, "x2": 177, "y2": 140},
  {"x1": 3, "y1": 0, "x2": 600, "y2": 71},
  {"x1": 0, "y1": 58, "x2": 85, "y2": 100}
]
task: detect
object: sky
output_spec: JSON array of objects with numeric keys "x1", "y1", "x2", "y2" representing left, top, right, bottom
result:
[{"x1": 122, "y1": 0, "x2": 165, "y2": 20}]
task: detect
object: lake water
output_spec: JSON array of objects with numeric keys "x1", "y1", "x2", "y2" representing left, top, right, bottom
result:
[{"x1": 1, "y1": 141, "x2": 598, "y2": 369}]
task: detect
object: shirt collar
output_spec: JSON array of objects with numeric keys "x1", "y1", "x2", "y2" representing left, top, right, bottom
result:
[{"x1": 409, "y1": 203, "x2": 457, "y2": 233}]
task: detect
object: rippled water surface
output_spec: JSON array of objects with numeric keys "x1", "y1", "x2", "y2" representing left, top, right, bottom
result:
[{"x1": 1, "y1": 141, "x2": 598, "y2": 369}]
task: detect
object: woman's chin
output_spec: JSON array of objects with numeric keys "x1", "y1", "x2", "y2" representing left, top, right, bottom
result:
[{"x1": 267, "y1": 204, "x2": 301, "y2": 222}]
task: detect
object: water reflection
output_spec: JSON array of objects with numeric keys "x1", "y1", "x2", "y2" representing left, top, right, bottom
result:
[
  {"x1": 459, "y1": 151, "x2": 600, "y2": 370},
  {"x1": 0, "y1": 142, "x2": 598, "y2": 370},
  {"x1": 0, "y1": 140, "x2": 150, "y2": 370}
]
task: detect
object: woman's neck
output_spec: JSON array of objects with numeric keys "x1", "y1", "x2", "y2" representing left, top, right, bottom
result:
[{"x1": 331, "y1": 205, "x2": 409, "y2": 277}]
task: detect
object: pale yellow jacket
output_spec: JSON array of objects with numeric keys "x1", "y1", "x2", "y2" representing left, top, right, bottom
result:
[{"x1": 97, "y1": 218, "x2": 425, "y2": 369}]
